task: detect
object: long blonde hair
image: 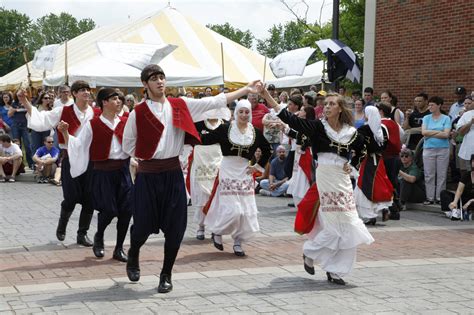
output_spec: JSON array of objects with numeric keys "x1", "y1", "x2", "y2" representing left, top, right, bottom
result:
[{"x1": 326, "y1": 92, "x2": 354, "y2": 126}]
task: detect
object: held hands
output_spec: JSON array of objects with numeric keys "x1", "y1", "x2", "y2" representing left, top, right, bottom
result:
[
  {"x1": 57, "y1": 121, "x2": 69, "y2": 134},
  {"x1": 343, "y1": 162, "x2": 352, "y2": 174},
  {"x1": 246, "y1": 80, "x2": 263, "y2": 95}
]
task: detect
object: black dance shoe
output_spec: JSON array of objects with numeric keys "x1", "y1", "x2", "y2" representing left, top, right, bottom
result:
[
  {"x1": 211, "y1": 233, "x2": 224, "y2": 251},
  {"x1": 364, "y1": 218, "x2": 377, "y2": 226},
  {"x1": 92, "y1": 234, "x2": 104, "y2": 258},
  {"x1": 157, "y1": 274, "x2": 173, "y2": 293},
  {"x1": 326, "y1": 272, "x2": 346, "y2": 285},
  {"x1": 303, "y1": 254, "x2": 315, "y2": 275},
  {"x1": 77, "y1": 234, "x2": 93, "y2": 247},
  {"x1": 126, "y1": 249, "x2": 140, "y2": 282},
  {"x1": 233, "y1": 245, "x2": 246, "y2": 257},
  {"x1": 112, "y1": 248, "x2": 128, "y2": 262},
  {"x1": 196, "y1": 228, "x2": 205, "y2": 241}
]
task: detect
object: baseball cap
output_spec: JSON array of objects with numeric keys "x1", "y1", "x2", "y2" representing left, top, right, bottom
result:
[
  {"x1": 304, "y1": 90, "x2": 317, "y2": 98},
  {"x1": 267, "y1": 84, "x2": 276, "y2": 90},
  {"x1": 141, "y1": 64, "x2": 166, "y2": 82},
  {"x1": 317, "y1": 90, "x2": 327, "y2": 96},
  {"x1": 455, "y1": 86, "x2": 466, "y2": 95}
]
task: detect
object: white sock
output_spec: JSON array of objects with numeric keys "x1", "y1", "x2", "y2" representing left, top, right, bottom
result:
[
  {"x1": 213, "y1": 234, "x2": 222, "y2": 245},
  {"x1": 304, "y1": 255, "x2": 314, "y2": 267}
]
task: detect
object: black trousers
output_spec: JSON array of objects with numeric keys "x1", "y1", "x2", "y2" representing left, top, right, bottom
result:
[
  {"x1": 399, "y1": 180, "x2": 426, "y2": 203},
  {"x1": 60, "y1": 156, "x2": 94, "y2": 236}
]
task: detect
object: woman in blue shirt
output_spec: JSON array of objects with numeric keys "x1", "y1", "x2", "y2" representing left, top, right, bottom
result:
[{"x1": 421, "y1": 96, "x2": 451, "y2": 204}]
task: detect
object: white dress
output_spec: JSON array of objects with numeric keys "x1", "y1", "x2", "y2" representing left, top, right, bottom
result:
[
  {"x1": 303, "y1": 122, "x2": 374, "y2": 276},
  {"x1": 204, "y1": 122, "x2": 260, "y2": 242}
]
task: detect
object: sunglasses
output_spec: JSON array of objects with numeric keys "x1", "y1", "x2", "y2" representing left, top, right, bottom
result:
[
  {"x1": 43, "y1": 97, "x2": 50, "y2": 100},
  {"x1": 400, "y1": 154, "x2": 410, "y2": 158}
]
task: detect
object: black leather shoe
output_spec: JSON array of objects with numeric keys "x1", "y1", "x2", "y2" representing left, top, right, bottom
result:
[
  {"x1": 233, "y1": 245, "x2": 246, "y2": 257},
  {"x1": 113, "y1": 248, "x2": 128, "y2": 262},
  {"x1": 326, "y1": 272, "x2": 346, "y2": 285},
  {"x1": 157, "y1": 274, "x2": 173, "y2": 293},
  {"x1": 56, "y1": 209, "x2": 72, "y2": 241},
  {"x1": 77, "y1": 234, "x2": 93, "y2": 247},
  {"x1": 126, "y1": 249, "x2": 140, "y2": 282},
  {"x1": 303, "y1": 254, "x2": 315, "y2": 275},
  {"x1": 364, "y1": 218, "x2": 377, "y2": 226},
  {"x1": 92, "y1": 234, "x2": 104, "y2": 258},
  {"x1": 211, "y1": 233, "x2": 223, "y2": 251},
  {"x1": 196, "y1": 229, "x2": 205, "y2": 241}
]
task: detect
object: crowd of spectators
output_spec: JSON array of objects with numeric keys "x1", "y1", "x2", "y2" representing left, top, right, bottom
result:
[{"x1": 1, "y1": 83, "x2": 473, "y2": 222}]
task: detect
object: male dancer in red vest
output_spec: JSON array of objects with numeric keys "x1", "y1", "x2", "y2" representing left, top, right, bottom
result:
[
  {"x1": 58, "y1": 88, "x2": 131, "y2": 262},
  {"x1": 17, "y1": 81, "x2": 95, "y2": 246},
  {"x1": 123, "y1": 64, "x2": 261, "y2": 293}
]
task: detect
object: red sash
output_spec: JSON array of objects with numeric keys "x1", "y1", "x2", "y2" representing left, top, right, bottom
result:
[
  {"x1": 294, "y1": 183, "x2": 320, "y2": 235},
  {"x1": 298, "y1": 147, "x2": 313, "y2": 183}
]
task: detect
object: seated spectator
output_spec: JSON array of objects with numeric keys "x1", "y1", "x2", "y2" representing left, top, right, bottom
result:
[
  {"x1": 402, "y1": 93, "x2": 430, "y2": 149},
  {"x1": 251, "y1": 148, "x2": 269, "y2": 193},
  {"x1": 32, "y1": 136, "x2": 60, "y2": 183},
  {"x1": 456, "y1": 96, "x2": 474, "y2": 173},
  {"x1": 421, "y1": 96, "x2": 451, "y2": 205},
  {"x1": 260, "y1": 145, "x2": 289, "y2": 197},
  {"x1": 440, "y1": 155, "x2": 474, "y2": 220},
  {"x1": 398, "y1": 148, "x2": 426, "y2": 210},
  {"x1": 0, "y1": 134, "x2": 23, "y2": 182}
]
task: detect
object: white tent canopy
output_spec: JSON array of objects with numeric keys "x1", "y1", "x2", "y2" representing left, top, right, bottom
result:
[
  {"x1": 0, "y1": 7, "x2": 325, "y2": 90},
  {"x1": 0, "y1": 7, "x2": 275, "y2": 89},
  {"x1": 266, "y1": 61, "x2": 324, "y2": 88}
]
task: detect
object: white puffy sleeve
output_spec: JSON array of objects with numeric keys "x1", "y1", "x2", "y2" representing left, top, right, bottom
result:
[
  {"x1": 67, "y1": 122, "x2": 93, "y2": 178},
  {"x1": 27, "y1": 106, "x2": 63, "y2": 132}
]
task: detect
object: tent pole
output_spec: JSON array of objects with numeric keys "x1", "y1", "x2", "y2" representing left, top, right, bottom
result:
[
  {"x1": 64, "y1": 40, "x2": 68, "y2": 85},
  {"x1": 321, "y1": 60, "x2": 326, "y2": 90},
  {"x1": 263, "y1": 56, "x2": 267, "y2": 83},
  {"x1": 220, "y1": 43, "x2": 225, "y2": 88},
  {"x1": 22, "y1": 47, "x2": 33, "y2": 96}
]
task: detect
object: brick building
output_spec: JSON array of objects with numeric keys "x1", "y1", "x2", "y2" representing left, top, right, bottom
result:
[{"x1": 363, "y1": 1, "x2": 473, "y2": 111}]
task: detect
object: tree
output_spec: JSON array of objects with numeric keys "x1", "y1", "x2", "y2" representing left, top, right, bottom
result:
[
  {"x1": 206, "y1": 23, "x2": 254, "y2": 49},
  {"x1": 256, "y1": 21, "x2": 311, "y2": 58},
  {"x1": 29, "y1": 13, "x2": 95, "y2": 52},
  {"x1": 0, "y1": 8, "x2": 33, "y2": 76}
]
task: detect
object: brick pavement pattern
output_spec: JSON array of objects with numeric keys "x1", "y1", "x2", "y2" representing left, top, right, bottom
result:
[{"x1": 1, "y1": 174, "x2": 473, "y2": 314}]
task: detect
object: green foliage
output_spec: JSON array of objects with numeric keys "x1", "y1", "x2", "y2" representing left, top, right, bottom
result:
[
  {"x1": 0, "y1": 9, "x2": 95, "y2": 76},
  {"x1": 207, "y1": 22, "x2": 254, "y2": 49},
  {"x1": 256, "y1": 21, "x2": 311, "y2": 58},
  {"x1": 0, "y1": 8, "x2": 32, "y2": 77}
]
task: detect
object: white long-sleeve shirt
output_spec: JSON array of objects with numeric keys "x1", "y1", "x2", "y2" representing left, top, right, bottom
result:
[
  {"x1": 67, "y1": 115, "x2": 129, "y2": 178},
  {"x1": 123, "y1": 94, "x2": 227, "y2": 159},
  {"x1": 27, "y1": 104, "x2": 94, "y2": 149}
]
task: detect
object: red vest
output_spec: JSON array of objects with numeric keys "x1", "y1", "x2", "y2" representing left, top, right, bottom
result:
[
  {"x1": 381, "y1": 119, "x2": 401, "y2": 158},
  {"x1": 93, "y1": 107, "x2": 102, "y2": 118},
  {"x1": 134, "y1": 98, "x2": 200, "y2": 160},
  {"x1": 89, "y1": 116, "x2": 127, "y2": 161},
  {"x1": 58, "y1": 105, "x2": 81, "y2": 144}
]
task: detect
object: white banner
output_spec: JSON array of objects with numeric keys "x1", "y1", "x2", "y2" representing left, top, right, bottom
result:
[
  {"x1": 269, "y1": 47, "x2": 316, "y2": 78},
  {"x1": 97, "y1": 42, "x2": 178, "y2": 70},
  {"x1": 32, "y1": 44, "x2": 60, "y2": 71}
]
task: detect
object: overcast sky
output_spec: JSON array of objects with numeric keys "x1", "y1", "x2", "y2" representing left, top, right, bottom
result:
[{"x1": 3, "y1": 0, "x2": 333, "y2": 42}]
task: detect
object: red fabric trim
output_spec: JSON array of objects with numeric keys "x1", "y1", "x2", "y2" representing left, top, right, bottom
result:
[
  {"x1": 134, "y1": 101, "x2": 164, "y2": 160},
  {"x1": 357, "y1": 156, "x2": 394, "y2": 202},
  {"x1": 294, "y1": 183, "x2": 320, "y2": 235},
  {"x1": 202, "y1": 173, "x2": 219, "y2": 215},
  {"x1": 185, "y1": 148, "x2": 194, "y2": 194},
  {"x1": 298, "y1": 147, "x2": 313, "y2": 183}
]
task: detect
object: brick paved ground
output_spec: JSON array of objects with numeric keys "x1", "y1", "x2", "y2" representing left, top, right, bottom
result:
[{"x1": 1, "y1": 173, "x2": 473, "y2": 314}]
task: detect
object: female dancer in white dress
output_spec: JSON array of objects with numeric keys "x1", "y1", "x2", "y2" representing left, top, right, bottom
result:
[
  {"x1": 191, "y1": 115, "x2": 229, "y2": 240},
  {"x1": 260, "y1": 86, "x2": 374, "y2": 285},
  {"x1": 201, "y1": 100, "x2": 271, "y2": 256}
]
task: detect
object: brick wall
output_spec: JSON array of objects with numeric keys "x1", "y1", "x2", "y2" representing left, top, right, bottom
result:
[{"x1": 373, "y1": 1, "x2": 473, "y2": 112}]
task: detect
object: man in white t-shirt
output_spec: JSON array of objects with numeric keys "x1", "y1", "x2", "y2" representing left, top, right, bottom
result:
[
  {"x1": 53, "y1": 85, "x2": 74, "y2": 109},
  {"x1": 0, "y1": 134, "x2": 23, "y2": 182},
  {"x1": 456, "y1": 96, "x2": 474, "y2": 171}
]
